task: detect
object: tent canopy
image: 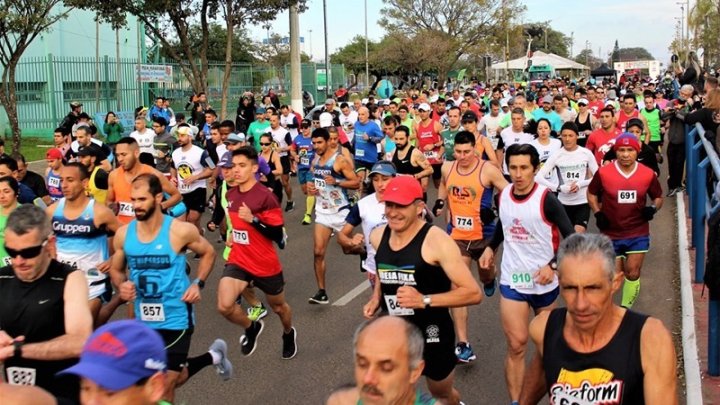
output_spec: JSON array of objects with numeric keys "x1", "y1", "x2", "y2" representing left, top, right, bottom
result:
[
  {"x1": 491, "y1": 51, "x2": 589, "y2": 71},
  {"x1": 591, "y1": 63, "x2": 616, "y2": 77}
]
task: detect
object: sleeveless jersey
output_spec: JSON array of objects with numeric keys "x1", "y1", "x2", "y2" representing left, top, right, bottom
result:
[
  {"x1": 0, "y1": 261, "x2": 79, "y2": 400},
  {"x1": 0, "y1": 203, "x2": 19, "y2": 266},
  {"x1": 52, "y1": 198, "x2": 109, "y2": 287},
  {"x1": 441, "y1": 128, "x2": 461, "y2": 161},
  {"x1": 574, "y1": 113, "x2": 593, "y2": 147},
  {"x1": 446, "y1": 160, "x2": 494, "y2": 241},
  {"x1": 113, "y1": 164, "x2": 155, "y2": 224},
  {"x1": 543, "y1": 308, "x2": 647, "y2": 405},
  {"x1": 616, "y1": 109, "x2": 639, "y2": 132},
  {"x1": 375, "y1": 224, "x2": 455, "y2": 348},
  {"x1": 312, "y1": 152, "x2": 350, "y2": 215},
  {"x1": 293, "y1": 135, "x2": 314, "y2": 171},
  {"x1": 392, "y1": 146, "x2": 423, "y2": 177},
  {"x1": 640, "y1": 108, "x2": 662, "y2": 142},
  {"x1": 498, "y1": 184, "x2": 559, "y2": 295},
  {"x1": 347, "y1": 193, "x2": 387, "y2": 273},
  {"x1": 88, "y1": 167, "x2": 107, "y2": 204},
  {"x1": 125, "y1": 215, "x2": 193, "y2": 330},
  {"x1": 46, "y1": 169, "x2": 63, "y2": 201},
  {"x1": 172, "y1": 145, "x2": 209, "y2": 194},
  {"x1": 416, "y1": 120, "x2": 442, "y2": 164}
]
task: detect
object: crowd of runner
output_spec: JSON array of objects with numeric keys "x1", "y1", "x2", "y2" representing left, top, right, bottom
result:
[{"x1": 1, "y1": 60, "x2": 717, "y2": 404}]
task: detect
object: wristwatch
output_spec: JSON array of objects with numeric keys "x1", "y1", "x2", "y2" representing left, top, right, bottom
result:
[
  {"x1": 193, "y1": 278, "x2": 205, "y2": 290},
  {"x1": 13, "y1": 340, "x2": 23, "y2": 359},
  {"x1": 549, "y1": 260, "x2": 558, "y2": 271},
  {"x1": 422, "y1": 295, "x2": 432, "y2": 308}
]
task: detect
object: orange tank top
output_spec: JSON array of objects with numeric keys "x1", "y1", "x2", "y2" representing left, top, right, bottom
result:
[
  {"x1": 446, "y1": 159, "x2": 493, "y2": 241},
  {"x1": 114, "y1": 164, "x2": 155, "y2": 224}
]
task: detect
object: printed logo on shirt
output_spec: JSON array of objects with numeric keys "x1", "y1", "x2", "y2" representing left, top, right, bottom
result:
[
  {"x1": 377, "y1": 264, "x2": 417, "y2": 286},
  {"x1": 549, "y1": 368, "x2": 623, "y2": 405},
  {"x1": 508, "y1": 218, "x2": 535, "y2": 243},
  {"x1": 448, "y1": 184, "x2": 478, "y2": 203}
]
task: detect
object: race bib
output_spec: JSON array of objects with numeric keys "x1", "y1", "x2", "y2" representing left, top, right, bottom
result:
[
  {"x1": 618, "y1": 190, "x2": 637, "y2": 204},
  {"x1": 424, "y1": 150, "x2": 437, "y2": 159},
  {"x1": 48, "y1": 177, "x2": 60, "y2": 188},
  {"x1": 139, "y1": 303, "x2": 165, "y2": 322},
  {"x1": 232, "y1": 230, "x2": 249, "y2": 245},
  {"x1": 6, "y1": 367, "x2": 36, "y2": 386},
  {"x1": 118, "y1": 202, "x2": 134, "y2": 216},
  {"x1": 356, "y1": 149, "x2": 365, "y2": 157},
  {"x1": 384, "y1": 294, "x2": 414, "y2": 316},
  {"x1": 563, "y1": 170, "x2": 582, "y2": 180},
  {"x1": 510, "y1": 272, "x2": 534, "y2": 289},
  {"x1": 179, "y1": 180, "x2": 191, "y2": 192},
  {"x1": 454, "y1": 216, "x2": 474, "y2": 230},
  {"x1": 300, "y1": 157, "x2": 310, "y2": 165},
  {"x1": 314, "y1": 178, "x2": 327, "y2": 189}
]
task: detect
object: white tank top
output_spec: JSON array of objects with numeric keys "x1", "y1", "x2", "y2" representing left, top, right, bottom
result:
[
  {"x1": 172, "y1": 145, "x2": 208, "y2": 193},
  {"x1": 357, "y1": 193, "x2": 387, "y2": 273},
  {"x1": 498, "y1": 184, "x2": 558, "y2": 295}
]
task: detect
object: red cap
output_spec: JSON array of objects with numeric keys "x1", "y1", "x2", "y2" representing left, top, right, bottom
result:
[
  {"x1": 383, "y1": 176, "x2": 423, "y2": 205},
  {"x1": 46, "y1": 148, "x2": 64, "y2": 160},
  {"x1": 613, "y1": 133, "x2": 641, "y2": 152}
]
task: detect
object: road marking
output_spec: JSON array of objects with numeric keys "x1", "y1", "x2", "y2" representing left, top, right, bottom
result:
[{"x1": 332, "y1": 280, "x2": 370, "y2": 306}]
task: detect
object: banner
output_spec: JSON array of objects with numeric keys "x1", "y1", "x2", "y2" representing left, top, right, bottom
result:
[{"x1": 136, "y1": 64, "x2": 173, "y2": 83}]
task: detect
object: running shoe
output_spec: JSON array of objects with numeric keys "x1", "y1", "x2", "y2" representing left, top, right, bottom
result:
[
  {"x1": 208, "y1": 339, "x2": 233, "y2": 381},
  {"x1": 285, "y1": 201, "x2": 295, "y2": 212},
  {"x1": 308, "y1": 289, "x2": 329, "y2": 305},
  {"x1": 247, "y1": 303, "x2": 268, "y2": 322},
  {"x1": 302, "y1": 214, "x2": 312, "y2": 225},
  {"x1": 483, "y1": 279, "x2": 497, "y2": 297},
  {"x1": 282, "y1": 327, "x2": 298, "y2": 359},
  {"x1": 240, "y1": 320, "x2": 264, "y2": 356},
  {"x1": 455, "y1": 342, "x2": 476, "y2": 363}
]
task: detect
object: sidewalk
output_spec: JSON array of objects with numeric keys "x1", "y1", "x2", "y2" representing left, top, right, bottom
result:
[{"x1": 679, "y1": 192, "x2": 717, "y2": 404}]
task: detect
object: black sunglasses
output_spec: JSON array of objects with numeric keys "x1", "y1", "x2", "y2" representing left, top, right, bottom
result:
[
  {"x1": 260, "y1": 142, "x2": 272, "y2": 146},
  {"x1": 5, "y1": 240, "x2": 48, "y2": 259}
]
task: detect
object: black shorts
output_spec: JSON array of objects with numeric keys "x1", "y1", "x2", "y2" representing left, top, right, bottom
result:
[
  {"x1": 419, "y1": 320, "x2": 456, "y2": 381},
  {"x1": 182, "y1": 188, "x2": 207, "y2": 213},
  {"x1": 431, "y1": 164, "x2": 443, "y2": 180},
  {"x1": 649, "y1": 140, "x2": 662, "y2": 153},
  {"x1": 157, "y1": 328, "x2": 193, "y2": 372},
  {"x1": 563, "y1": 203, "x2": 590, "y2": 229},
  {"x1": 455, "y1": 238, "x2": 491, "y2": 261},
  {"x1": 222, "y1": 263, "x2": 285, "y2": 295},
  {"x1": 280, "y1": 156, "x2": 292, "y2": 174}
]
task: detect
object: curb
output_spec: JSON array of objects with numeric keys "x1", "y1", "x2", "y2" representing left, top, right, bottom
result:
[{"x1": 677, "y1": 192, "x2": 704, "y2": 405}]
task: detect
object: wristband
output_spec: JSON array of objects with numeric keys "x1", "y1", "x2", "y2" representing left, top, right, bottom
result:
[{"x1": 13, "y1": 340, "x2": 23, "y2": 359}]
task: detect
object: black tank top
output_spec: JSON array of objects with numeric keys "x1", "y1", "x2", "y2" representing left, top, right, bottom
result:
[
  {"x1": 543, "y1": 308, "x2": 647, "y2": 405},
  {"x1": 392, "y1": 145, "x2": 423, "y2": 176},
  {"x1": 574, "y1": 112, "x2": 593, "y2": 147},
  {"x1": 0, "y1": 260, "x2": 79, "y2": 401},
  {"x1": 374, "y1": 224, "x2": 454, "y2": 338}
]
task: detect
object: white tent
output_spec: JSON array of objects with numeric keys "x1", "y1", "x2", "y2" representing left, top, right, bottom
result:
[{"x1": 491, "y1": 51, "x2": 589, "y2": 76}]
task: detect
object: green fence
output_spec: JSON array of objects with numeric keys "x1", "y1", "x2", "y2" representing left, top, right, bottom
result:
[{"x1": 1, "y1": 55, "x2": 345, "y2": 138}]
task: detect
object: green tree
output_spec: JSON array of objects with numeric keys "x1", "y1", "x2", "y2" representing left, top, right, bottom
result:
[
  {"x1": 331, "y1": 35, "x2": 379, "y2": 88},
  {"x1": 0, "y1": 0, "x2": 70, "y2": 152},
  {"x1": 616, "y1": 47, "x2": 654, "y2": 61},
  {"x1": 611, "y1": 40, "x2": 620, "y2": 64},
  {"x1": 689, "y1": 0, "x2": 720, "y2": 68},
  {"x1": 380, "y1": 0, "x2": 525, "y2": 88},
  {"x1": 153, "y1": 23, "x2": 255, "y2": 63},
  {"x1": 574, "y1": 49, "x2": 603, "y2": 70},
  {"x1": 253, "y1": 33, "x2": 310, "y2": 90}
]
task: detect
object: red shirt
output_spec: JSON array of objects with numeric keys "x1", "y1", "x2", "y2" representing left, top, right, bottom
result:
[
  {"x1": 616, "y1": 109, "x2": 639, "y2": 132},
  {"x1": 588, "y1": 162, "x2": 662, "y2": 239},
  {"x1": 227, "y1": 182, "x2": 284, "y2": 276},
  {"x1": 586, "y1": 127, "x2": 621, "y2": 165},
  {"x1": 588, "y1": 100, "x2": 605, "y2": 118}
]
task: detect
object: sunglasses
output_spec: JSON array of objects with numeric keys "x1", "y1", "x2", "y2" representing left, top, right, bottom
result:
[
  {"x1": 260, "y1": 142, "x2": 272, "y2": 146},
  {"x1": 5, "y1": 239, "x2": 48, "y2": 259}
]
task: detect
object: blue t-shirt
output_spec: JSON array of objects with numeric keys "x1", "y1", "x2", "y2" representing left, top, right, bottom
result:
[
  {"x1": 532, "y1": 109, "x2": 563, "y2": 133},
  {"x1": 353, "y1": 120, "x2": 384, "y2": 164},
  {"x1": 293, "y1": 135, "x2": 314, "y2": 171}
]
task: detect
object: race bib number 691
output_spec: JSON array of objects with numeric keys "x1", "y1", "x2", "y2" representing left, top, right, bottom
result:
[{"x1": 618, "y1": 190, "x2": 637, "y2": 204}]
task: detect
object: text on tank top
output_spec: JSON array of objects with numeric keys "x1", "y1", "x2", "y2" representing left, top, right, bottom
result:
[
  {"x1": 312, "y1": 152, "x2": 350, "y2": 214},
  {"x1": 416, "y1": 120, "x2": 441, "y2": 164},
  {"x1": 447, "y1": 160, "x2": 494, "y2": 241},
  {"x1": 543, "y1": 308, "x2": 647, "y2": 405},
  {"x1": 46, "y1": 170, "x2": 63, "y2": 201},
  {"x1": 124, "y1": 215, "x2": 193, "y2": 330}
]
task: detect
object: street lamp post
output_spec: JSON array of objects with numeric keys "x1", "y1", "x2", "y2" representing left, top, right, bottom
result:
[{"x1": 365, "y1": 0, "x2": 369, "y2": 90}]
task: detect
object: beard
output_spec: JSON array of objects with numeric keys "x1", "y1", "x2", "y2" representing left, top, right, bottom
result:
[{"x1": 135, "y1": 202, "x2": 157, "y2": 221}]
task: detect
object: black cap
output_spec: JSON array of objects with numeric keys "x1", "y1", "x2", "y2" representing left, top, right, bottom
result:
[
  {"x1": 77, "y1": 144, "x2": 103, "y2": 158},
  {"x1": 461, "y1": 111, "x2": 478, "y2": 123},
  {"x1": 301, "y1": 119, "x2": 312, "y2": 128}
]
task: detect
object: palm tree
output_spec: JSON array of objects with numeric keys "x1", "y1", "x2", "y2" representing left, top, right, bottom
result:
[{"x1": 688, "y1": 0, "x2": 720, "y2": 68}]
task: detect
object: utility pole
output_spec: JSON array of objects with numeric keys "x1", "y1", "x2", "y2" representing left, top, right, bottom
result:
[
  {"x1": 323, "y1": 0, "x2": 330, "y2": 98},
  {"x1": 289, "y1": 3, "x2": 302, "y2": 114},
  {"x1": 569, "y1": 31, "x2": 574, "y2": 57},
  {"x1": 686, "y1": 0, "x2": 690, "y2": 51},
  {"x1": 677, "y1": 2, "x2": 685, "y2": 53},
  {"x1": 504, "y1": 0, "x2": 509, "y2": 80},
  {"x1": 585, "y1": 41, "x2": 590, "y2": 67},
  {"x1": 308, "y1": 29, "x2": 313, "y2": 60},
  {"x1": 364, "y1": 0, "x2": 369, "y2": 90}
]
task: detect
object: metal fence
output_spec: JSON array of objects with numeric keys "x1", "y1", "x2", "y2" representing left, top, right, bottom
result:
[{"x1": 1, "y1": 55, "x2": 345, "y2": 137}]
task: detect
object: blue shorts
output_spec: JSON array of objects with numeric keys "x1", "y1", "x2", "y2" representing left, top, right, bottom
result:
[
  {"x1": 612, "y1": 236, "x2": 650, "y2": 258},
  {"x1": 298, "y1": 169, "x2": 313, "y2": 185},
  {"x1": 500, "y1": 285, "x2": 559, "y2": 309}
]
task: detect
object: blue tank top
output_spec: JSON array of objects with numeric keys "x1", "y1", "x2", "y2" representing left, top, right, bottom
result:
[
  {"x1": 46, "y1": 170, "x2": 63, "y2": 201},
  {"x1": 125, "y1": 215, "x2": 193, "y2": 330},
  {"x1": 52, "y1": 198, "x2": 109, "y2": 282},
  {"x1": 294, "y1": 135, "x2": 314, "y2": 171}
]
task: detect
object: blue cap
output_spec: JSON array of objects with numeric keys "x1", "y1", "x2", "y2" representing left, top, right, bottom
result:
[
  {"x1": 218, "y1": 151, "x2": 233, "y2": 168},
  {"x1": 57, "y1": 320, "x2": 166, "y2": 391},
  {"x1": 256, "y1": 107, "x2": 266, "y2": 114},
  {"x1": 369, "y1": 160, "x2": 397, "y2": 177},
  {"x1": 224, "y1": 133, "x2": 246, "y2": 144}
]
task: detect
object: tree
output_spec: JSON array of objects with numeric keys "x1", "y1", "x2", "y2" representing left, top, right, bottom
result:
[
  {"x1": 615, "y1": 47, "x2": 654, "y2": 61},
  {"x1": 331, "y1": 35, "x2": 379, "y2": 88},
  {"x1": 0, "y1": 0, "x2": 70, "y2": 152},
  {"x1": 689, "y1": 0, "x2": 720, "y2": 68},
  {"x1": 380, "y1": 0, "x2": 525, "y2": 89},
  {"x1": 573, "y1": 49, "x2": 603, "y2": 70},
  {"x1": 153, "y1": 23, "x2": 255, "y2": 64},
  {"x1": 70, "y1": 0, "x2": 306, "y2": 118},
  {"x1": 611, "y1": 40, "x2": 620, "y2": 64},
  {"x1": 253, "y1": 33, "x2": 311, "y2": 92}
]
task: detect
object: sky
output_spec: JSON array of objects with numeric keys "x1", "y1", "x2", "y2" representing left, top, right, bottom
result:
[{"x1": 247, "y1": 0, "x2": 687, "y2": 65}]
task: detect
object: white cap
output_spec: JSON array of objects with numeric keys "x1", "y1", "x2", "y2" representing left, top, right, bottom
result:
[
  {"x1": 500, "y1": 98, "x2": 510, "y2": 107},
  {"x1": 429, "y1": 94, "x2": 439, "y2": 103},
  {"x1": 417, "y1": 103, "x2": 431, "y2": 112},
  {"x1": 605, "y1": 100, "x2": 615, "y2": 107},
  {"x1": 319, "y1": 112, "x2": 334, "y2": 128},
  {"x1": 361, "y1": 98, "x2": 369, "y2": 105},
  {"x1": 577, "y1": 98, "x2": 589, "y2": 105}
]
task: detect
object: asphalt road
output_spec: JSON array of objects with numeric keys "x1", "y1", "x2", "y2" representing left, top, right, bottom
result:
[{"x1": 26, "y1": 159, "x2": 683, "y2": 405}]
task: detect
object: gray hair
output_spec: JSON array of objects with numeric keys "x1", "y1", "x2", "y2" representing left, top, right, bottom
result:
[
  {"x1": 680, "y1": 84, "x2": 695, "y2": 95},
  {"x1": 353, "y1": 316, "x2": 425, "y2": 370},
  {"x1": 6, "y1": 204, "x2": 52, "y2": 240},
  {"x1": 557, "y1": 233, "x2": 616, "y2": 281}
]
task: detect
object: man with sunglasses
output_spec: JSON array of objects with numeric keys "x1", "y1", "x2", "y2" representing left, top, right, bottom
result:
[
  {"x1": 586, "y1": 87, "x2": 605, "y2": 118},
  {"x1": 617, "y1": 94, "x2": 650, "y2": 140},
  {"x1": 0, "y1": 204, "x2": 93, "y2": 403}
]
